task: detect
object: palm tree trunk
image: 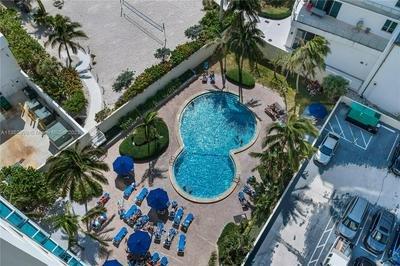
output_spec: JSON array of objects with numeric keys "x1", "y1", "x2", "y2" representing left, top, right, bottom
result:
[
  {"x1": 239, "y1": 56, "x2": 245, "y2": 103},
  {"x1": 65, "y1": 43, "x2": 72, "y2": 67},
  {"x1": 219, "y1": 0, "x2": 224, "y2": 21},
  {"x1": 296, "y1": 73, "x2": 300, "y2": 92},
  {"x1": 219, "y1": 58, "x2": 225, "y2": 89}
]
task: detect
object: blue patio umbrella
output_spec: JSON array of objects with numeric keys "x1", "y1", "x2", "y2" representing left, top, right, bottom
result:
[
  {"x1": 307, "y1": 103, "x2": 328, "y2": 120},
  {"x1": 103, "y1": 259, "x2": 123, "y2": 266},
  {"x1": 127, "y1": 231, "x2": 151, "y2": 255},
  {"x1": 146, "y1": 188, "x2": 169, "y2": 211},
  {"x1": 113, "y1": 156, "x2": 134, "y2": 176}
]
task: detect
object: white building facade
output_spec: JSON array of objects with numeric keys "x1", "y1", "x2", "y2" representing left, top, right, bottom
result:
[{"x1": 285, "y1": 0, "x2": 400, "y2": 114}]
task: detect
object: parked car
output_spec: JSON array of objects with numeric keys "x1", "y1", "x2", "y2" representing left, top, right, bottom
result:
[
  {"x1": 365, "y1": 209, "x2": 396, "y2": 254},
  {"x1": 352, "y1": 256, "x2": 375, "y2": 266},
  {"x1": 337, "y1": 196, "x2": 369, "y2": 241},
  {"x1": 314, "y1": 133, "x2": 340, "y2": 165},
  {"x1": 390, "y1": 141, "x2": 400, "y2": 176},
  {"x1": 388, "y1": 225, "x2": 400, "y2": 265}
]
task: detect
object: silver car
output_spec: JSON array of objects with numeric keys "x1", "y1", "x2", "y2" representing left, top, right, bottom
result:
[{"x1": 315, "y1": 133, "x2": 340, "y2": 165}]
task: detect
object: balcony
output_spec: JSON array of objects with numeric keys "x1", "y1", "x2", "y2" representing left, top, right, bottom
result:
[
  {"x1": 340, "y1": 0, "x2": 400, "y2": 21},
  {"x1": 294, "y1": 2, "x2": 390, "y2": 51}
]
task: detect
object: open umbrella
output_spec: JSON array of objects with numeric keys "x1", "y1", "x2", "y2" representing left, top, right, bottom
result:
[
  {"x1": 146, "y1": 188, "x2": 169, "y2": 211},
  {"x1": 103, "y1": 259, "x2": 123, "y2": 266},
  {"x1": 307, "y1": 103, "x2": 328, "y2": 120},
  {"x1": 127, "y1": 231, "x2": 151, "y2": 255},
  {"x1": 113, "y1": 156, "x2": 134, "y2": 176}
]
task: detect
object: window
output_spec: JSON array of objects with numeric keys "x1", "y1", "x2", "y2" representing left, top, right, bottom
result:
[
  {"x1": 396, "y1": 0, "x2": 400, "y2": 8},
  {"x1": 328, "y1": 1, "x2": 342, "y2": 18},
  {"x1": 292, "y1": 29, "x2": 316, "y2": 49},
  {"x1": 382, "y1": 19, "x2": 398, "y2": 33}
]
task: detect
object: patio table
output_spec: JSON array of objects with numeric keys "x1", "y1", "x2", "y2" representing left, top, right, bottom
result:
[
  {"x1": 26, "y1": 99, "x2": 41, "y2": 111},
  {"x1": 46, "y1": 121, "x2": 73, "y2": 149}
]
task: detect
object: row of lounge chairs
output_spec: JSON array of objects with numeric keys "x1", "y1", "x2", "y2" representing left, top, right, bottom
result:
[{"x1": 238, "y1": 180, "x2": 257, "y2": 209}]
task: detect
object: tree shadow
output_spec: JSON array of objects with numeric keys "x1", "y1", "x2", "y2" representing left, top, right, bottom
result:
[
  {"x1": 38, "y1": 199, "x2": 69, "y2": 234},
  {"x1": 139, "y1": 158, "x2": 168, "y2": 187},
  {"x1": 245, "y1": 98, "x2": 262, "y2": 108},
  {"x1": 280, "y1": 185, "x2": 315, "y2": 227}
]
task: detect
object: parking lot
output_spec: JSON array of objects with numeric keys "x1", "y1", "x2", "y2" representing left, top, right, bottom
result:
[{"x1": 250, "y1": 103, "x2": 400, "y2": 266}]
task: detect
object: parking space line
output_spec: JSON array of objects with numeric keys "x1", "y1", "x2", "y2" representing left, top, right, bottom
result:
[
  {"x1": 360, "y1": 246, "x2": 379, "y2": 258},
  {"x1": 381, "y1": 125, "x2": 395, "y2": 133},
  {"x1": 307, "y1": 216, "x2": 336, "y2": 265},
  {"x1": 334, "y1": 115, "x2": 345, "y2": 137},
  {"x1": 323, "y1": 128, "x2": 368, "y2": 151},
  {"x1": 360, "y1": 130, "x2": 367, "y2": 147},
  {"x1": 347, "y1": 124, "x2": 357, "y2": 143},
  {"x1": 387, "y1": 134, "x2": 399, "y2": 161}
]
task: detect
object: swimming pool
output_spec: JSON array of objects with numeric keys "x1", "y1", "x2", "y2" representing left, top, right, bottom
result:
[{"x1": 172, "y1": 92, "x2": 257, "y2": 201}]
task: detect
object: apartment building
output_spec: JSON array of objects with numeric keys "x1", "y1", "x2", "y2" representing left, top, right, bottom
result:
[{"x1": 284, "y1": 0, "x2": 400, "y2": 114}]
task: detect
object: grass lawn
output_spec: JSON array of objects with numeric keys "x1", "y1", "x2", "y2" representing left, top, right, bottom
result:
[
  {"x1": 221, "y1": 54, "x2": 335, "y2": 113},
  {"x1": 226, "y1": 68, "x2": 256, "y2": 88},
  {"x1": 259, "y1": 4, "x2": 292, "y2": 20},
  {"x1": 119, "y1": 119, "x2": 169, "y2": 161}
]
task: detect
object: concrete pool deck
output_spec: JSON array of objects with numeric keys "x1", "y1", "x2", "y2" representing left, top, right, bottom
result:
[{"x1": 65, "y1": 73, "x2": 284, "y2": 265}]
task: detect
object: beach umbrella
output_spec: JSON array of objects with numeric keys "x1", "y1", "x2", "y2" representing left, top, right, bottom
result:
[
  {"x1": 127, "y1": 231, "x2": 151, "y2": 255},
  {"x1": 307, "y1": 103, "x2": 328, "y2": 120},
  {"x1": 146, "y1": 188, "x2": 169, "y2": 211},
  {"x1": 113, "y1": 156, "x2": 134, "y2": 176},
  {"x1": 103, "y1": 259, "x2": 123, "y2": 266}
]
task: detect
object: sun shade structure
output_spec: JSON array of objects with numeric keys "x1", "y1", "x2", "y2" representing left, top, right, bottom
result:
[
  {"x1": 127, "y1": 231, "x2": 151, "y2": 255},
  {"x1": 307, "y1": 103, "x2": 328, "y2": 119},
  {"x1": 146, "y1": 188, "x2": 169, "y2": 211},
  {"x1": 113, "y1": 156, "x2": 134, "y2": 176},
  {"x1": 347, "y1": 102, "x2": 380, "y2": 127},
  {"x1": 103, "y1": 259, "x2": 123, "y2": 266}
]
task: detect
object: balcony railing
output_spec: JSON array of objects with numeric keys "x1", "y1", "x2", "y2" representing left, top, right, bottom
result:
[{"x1": 340, "y1": 0, "x2": 400, "y2": 20}]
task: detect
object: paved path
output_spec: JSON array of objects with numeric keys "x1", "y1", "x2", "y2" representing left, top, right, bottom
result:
[{"x1": 72, "y1": 50, "x2": 104, "y2": 130}]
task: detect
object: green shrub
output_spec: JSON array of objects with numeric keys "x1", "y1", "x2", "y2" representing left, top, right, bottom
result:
[
  {"x1": 170, "y1": 40, "x2": 205, "y2": 67},
  {"x1": 259, "y1": 5, "x2": 292, "y2": 20},
  {"x1": 119, "y1": 119, "x2": 169, "y2": 161},
  {"x1": 95, "y1": 107, "x2": 113, "y2": 123},
  {"x1": 226, "y1": 68, "x2": 256, "y2": 88},
  {"x1": 217, "y1": 223, "x2": 251, "y2": 265},
  {"x1": 112, "y1": 69, "x2": 135, "y2": 92},
  {"x1": 322, "y1": 74, "x2": 349, "y2": 100},
  {"x1": 208, "y1": 251, "x2": 218, "y2": 266},
  {"x1": 0, "y1": 10, "x2": 86, "y2": 115},
  {"x1": 0, "y1": 165, "x2": 58, "y2": 217}
]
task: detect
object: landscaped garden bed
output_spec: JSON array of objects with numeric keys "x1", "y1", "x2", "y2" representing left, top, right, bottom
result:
[
  {"x1": 225, "y1": 68, "x2": 256, "y2": 89},
  {"x1": 0, "y1": 9, "x2": 86, "y2": 116},
  {"x1": 119, "y1": 119, "x2": 169, "y2": 161},
  {"x1": 259, "y1": 5, "x2": 292, "y2": 20}
]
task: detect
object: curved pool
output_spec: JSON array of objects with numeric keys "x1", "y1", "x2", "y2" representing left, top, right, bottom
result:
[{"x1": 173, "y1": 92, "x2": 256, "y2": 201}]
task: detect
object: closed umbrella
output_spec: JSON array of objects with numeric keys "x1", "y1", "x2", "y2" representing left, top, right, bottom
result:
[
  {"x1": 127, "y1": 231, "x2": 151, "y2": 255},
  {"x1": 113, "y1": 156, "x2": 134, "y2": 176},
  {"x1": 146, "y1": 188, "x2": 169, "y2": 211}
]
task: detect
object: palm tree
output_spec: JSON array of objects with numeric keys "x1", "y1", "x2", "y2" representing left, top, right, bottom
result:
[
  {"x1": 154, "y1": 47, "x2": 171, "y2": 63},
  {"x1": 260, "y1": 114, "x2": 318, "y2": 170},
  {"x1": 284, "y1": 36, "x2": 330, "y2": 92},
  {"x1": 52, "y1": 203, "x2": 80, "y2": 249},
  {"x1": 227, "y1": 0, "x2": 261, "y2": 23},
  {"x1": 81, "y1": 205, "x2": 107, "y2": 231},
  {"x1": 45, "y1": 15, "x2": 88, "y2": 66},
  {"x1": 140, "y1": 111, "x2": 161, "y2": 159},
  {"x1": 33, "y1": 0, "x2": 52, "y2": 27},
  {"x1": 227, "y1": 20, "x2": 265, "y2": 102},
  {"x1": 46, "y1": 142, "x2": 109, "y2": 212}
]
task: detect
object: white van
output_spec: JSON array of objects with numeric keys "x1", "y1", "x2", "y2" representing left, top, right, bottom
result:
[{"x1": 323, "y1": 237, "x2": 352, "y2": 266}]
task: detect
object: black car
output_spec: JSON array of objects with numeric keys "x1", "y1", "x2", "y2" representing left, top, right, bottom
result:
[
  {"x1": 352, "y1": 256, "x2": 376, "y2": 266},
  {"x1": 365, "y1": 209, "x2": 396, "y2": 254}
]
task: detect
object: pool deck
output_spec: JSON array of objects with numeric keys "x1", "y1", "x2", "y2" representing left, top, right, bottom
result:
[{"x1": 70, "y1": 72, "x2": 284, "y2": 265}]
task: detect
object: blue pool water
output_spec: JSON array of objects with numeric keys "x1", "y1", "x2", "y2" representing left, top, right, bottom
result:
[{"x1": 173, "y1": 92, "x2": 256, "y2": 199}]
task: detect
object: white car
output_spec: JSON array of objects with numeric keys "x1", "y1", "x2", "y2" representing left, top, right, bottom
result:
[{"x1": 314, "y1": 133, "x2": 340, "y2": 165}]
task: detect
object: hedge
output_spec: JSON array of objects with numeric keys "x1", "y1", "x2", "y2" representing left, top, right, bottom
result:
[
  {"x1": 119, "y1": 119, "x2": 169, "y2": 161},
  {"x1": 116, "y1": 40, "x2": 205, "y2": 108},
  {"x1": 259, "y1": 5, "x2": 292, "y2": 20},
  {"x1": 117, "y1": 70, "x2": 193, "y2": 130},
  {"x1": 226, "y1": 68, "x2": 256, "y2": 88},
  {"x1": 0, "y1": 9, "x2": 86, "y2": 116}
]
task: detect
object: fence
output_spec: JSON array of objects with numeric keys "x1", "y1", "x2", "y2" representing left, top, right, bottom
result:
[{"x1": 96, "y1": 42, "x2": 217, "y2": 134}]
